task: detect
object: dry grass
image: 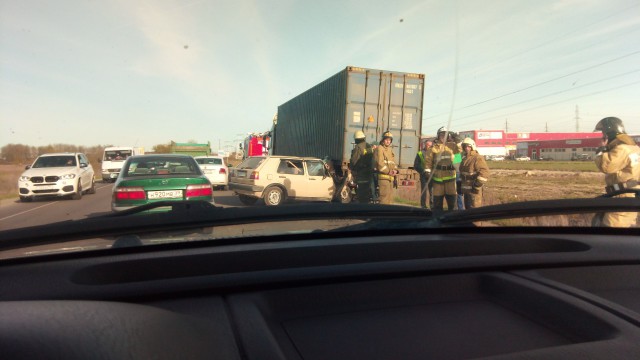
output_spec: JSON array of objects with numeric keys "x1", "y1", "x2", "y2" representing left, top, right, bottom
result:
[{"x1": 0, "y1": 164, "x2": 24, "y2": 200}]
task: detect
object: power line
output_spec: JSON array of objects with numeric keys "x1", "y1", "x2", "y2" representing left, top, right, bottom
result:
[
  {"x1": 425, "y1": 49, "x2": 640, "y2": 120},
  {"x1": 432, "y1": 67, "x2": 640, "y2": 123},
  {"x1": 453, "y1": 80, "x2": 640, "y2": 129}
]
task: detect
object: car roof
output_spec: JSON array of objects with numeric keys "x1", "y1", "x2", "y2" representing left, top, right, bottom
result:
[
  {"x1": 38, "y1": 152, "x2": 82, "y2": 157},
  {"x1": 253, "y1": 155, "x2": 323, "y2": 161},
  {"x1": 127, "y1": 154, "x2": 194, "y2": 160}
]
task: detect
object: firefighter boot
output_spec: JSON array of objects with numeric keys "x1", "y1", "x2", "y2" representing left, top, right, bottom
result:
[
  {"x1": 433, "y1": 196, "x2": 444, "y2": 212},
  {"x1": 445, "y1": 195, "x2": 457, "y2": 211}
]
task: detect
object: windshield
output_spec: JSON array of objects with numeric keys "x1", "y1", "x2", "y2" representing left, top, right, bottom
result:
[
  {"x1": 196, "y1": 158, "x2": 223, "y2": 165},
  {"x1": 31, "y1": 156, "x2": 76, "y2": 168},
  {"x1": 104, "y1": 150, "x2": 132, "y2": 161},
  {"x1": 1, "y1": 0, "x2": 639, "y2": 259}
]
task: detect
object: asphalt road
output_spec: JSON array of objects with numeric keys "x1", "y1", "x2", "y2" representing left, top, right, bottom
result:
[
  {"x1": 0, "y1": 184, "x2": 362, "y2": 259},
  {"x1": 0, "y1": 183, "x2": 245, "y2": 231}
]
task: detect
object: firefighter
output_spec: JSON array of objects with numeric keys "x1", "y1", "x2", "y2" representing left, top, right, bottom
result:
[
  {"x1": 593, "y1": 116, "x2": 640, "y2": 227},
  {"x1": 350, "y1": 130, "x2": 374, "y2": 203},
  {"x1": 459, "y1": 138, "x2": 490, "y2": 209},
  {"x1": 414, "y1": 139, "x2": 433, "y2": 208},
  {"x1": 374, "y1": 131, "x2": 398, "y2": 205},
  {"x1": 424, "y1": 126, "x2": 461, "y2": 211}
]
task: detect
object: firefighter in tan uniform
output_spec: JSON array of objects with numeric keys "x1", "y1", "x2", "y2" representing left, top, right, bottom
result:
[
  {"x1": 424, "y1": 127, "x2": 461, "y2": 211},
  {"x1": 593, "y1": 117, "x2": 640, "y2": 227},
  {"x1": 350, "y1": 130, "x2": 373, "y2": 203},
  {"x1": 459, "y1": 138, "x2": 490, "y2": 209},
  {"x1": 374, "y1": 131, "x2": 398, "y2": 205}
]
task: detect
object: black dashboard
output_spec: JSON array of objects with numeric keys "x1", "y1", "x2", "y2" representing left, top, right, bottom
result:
[{"x1": 2, "y1": 231, "x2": 640, "y2": 359}]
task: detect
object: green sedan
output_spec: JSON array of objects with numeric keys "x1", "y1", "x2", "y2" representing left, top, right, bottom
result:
[{"x1": 111, "y1": 154, "x2": 214, "y2": 212}]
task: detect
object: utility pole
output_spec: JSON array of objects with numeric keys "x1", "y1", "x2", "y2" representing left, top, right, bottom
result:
[
  {"x1": 505, "y1": 119, "x2": 508, "y2": 133},
  {"x1": 575, "y1": 105, "x2": 580, "y2": 132},
  {"x1": 545, "y1": 122, "x2": 548, "y2": 132}
]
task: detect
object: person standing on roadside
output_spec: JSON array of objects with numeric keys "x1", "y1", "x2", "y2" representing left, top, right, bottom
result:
[
  {"x1": 350, "y1": 130, "x2": 374, "y2": 203},
  {"x1": 459, "y1": 138, "x2": 490, "y2": 209},
  {"x1": 593, "y1": 116, "x2": 640, "y2": 227},
  {"x1": 424, "y1": 127, "x2": 461, "y2": 212},
  {"x1": 453, "y1": 151, "x2": 464, "y2": 210},
  {"x1": 414, "y1": 139, "x2": 433, "y2": 208},
  {"x1": 374, "y1": 131, "x2": 398, "y2": 205}
]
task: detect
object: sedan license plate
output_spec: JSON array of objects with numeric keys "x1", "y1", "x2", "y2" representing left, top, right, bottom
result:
[
  {"x1": 147, "y1": 190, "x2": 183, "y2": 199},
  {"x1": 237, "y1": 170, "x2": 247, "y2": 178}
]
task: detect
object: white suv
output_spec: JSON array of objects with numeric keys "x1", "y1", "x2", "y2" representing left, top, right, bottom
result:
[
  {"x1": 18, "y1": 153, "x2": 96, "y2": 202},
  {"x1": 229, "y1": 156, "x2": 340, "y2": 206}
]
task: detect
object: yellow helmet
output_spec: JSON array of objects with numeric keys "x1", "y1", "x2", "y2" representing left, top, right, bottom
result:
[
  {"x1": 354, "y1": 130, "x2": 366, "y2": 140},
  {"x1": 382, "y1": 131, "x2": 393, "y2": 141},
  {"x1": 462, "y1": 137, "x2": 476, "y2": 149}
]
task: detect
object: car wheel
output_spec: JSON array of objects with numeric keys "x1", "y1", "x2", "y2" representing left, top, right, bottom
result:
[
  {"x1": 264, "y1": 186, "x2": 284, "y2": 206},
  {"x1": 19, "y1": 196, "x2": 32, "y2": 202},
  {"x1": 87, "y1": 178, "x2": 96, "y2": 194},
  {"x1": 238, "y1": 194, "x2": 258, "y2": 205},
  {"x1": 71, "y1": 181, "x2": 83, "y2": 200}
]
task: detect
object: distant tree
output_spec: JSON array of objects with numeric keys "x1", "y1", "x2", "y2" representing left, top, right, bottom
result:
[
  {"x1": 153, "y1": 143, "x2": 172, "y2": 154},
  {"x1": 1, "y1": 144, "x2": 33, "y2": 164}
]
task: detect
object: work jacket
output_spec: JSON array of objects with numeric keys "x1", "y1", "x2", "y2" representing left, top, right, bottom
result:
[
  {"x1": 424, "y1": 140, "x2": 460, "y2": 183},
  {"x1": 459, "y1": 150, "x2": 490, "y2": 193},
  {"x1": 374, "y1": 144, "x2": 397, "y2": 181},
  {"x1": 350, "y1": 141, "x2": 373, "y2": 178},
  {"x1": 595, "y1": 134, "x2": 640, "y2": 194}
]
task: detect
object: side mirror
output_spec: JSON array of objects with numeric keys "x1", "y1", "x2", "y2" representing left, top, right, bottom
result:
[
  {"x1": 98, "y1": 159, "x2": 102, "y2": 163},
  {"x1": 25, "y1": 165, "x2": 31, "y2": 170}
]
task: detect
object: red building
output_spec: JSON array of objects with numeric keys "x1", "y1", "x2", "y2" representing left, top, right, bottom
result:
[
  {"x1": 518, "y1": 135, "x2": 640, "y2": 160},
  {"x1": 458, "y1": 130, "x2": 603, "y2": 158}
]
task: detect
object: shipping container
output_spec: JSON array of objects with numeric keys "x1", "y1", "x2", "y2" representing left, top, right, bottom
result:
[{"x1": 272, "y1": 66, "x2": 425, "y2": 170}]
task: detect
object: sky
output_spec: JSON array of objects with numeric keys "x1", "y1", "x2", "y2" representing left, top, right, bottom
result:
[{"x1": 1, "y1": 0, "x2": 639, "y2": 152}]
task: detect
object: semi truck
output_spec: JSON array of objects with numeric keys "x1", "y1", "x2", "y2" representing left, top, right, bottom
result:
[
  {"x1": 100, "y1": 146, "x2": 144, "y2": 181},
  {"x1": 271, "y1": 66, "x2": 425, "y2": 184}
]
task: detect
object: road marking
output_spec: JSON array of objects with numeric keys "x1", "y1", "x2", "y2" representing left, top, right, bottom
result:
[
  {"x1": 0, "y1": 183, "x2": 112, "y2": 222},
  {"x1": 0, "y1": 201, "x2": 58, "y2": 221}
]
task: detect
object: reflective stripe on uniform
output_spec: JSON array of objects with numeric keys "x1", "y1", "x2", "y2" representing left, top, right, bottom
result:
[{"x1": 378, "y1": 174, "x2": 394, "y2": 181}]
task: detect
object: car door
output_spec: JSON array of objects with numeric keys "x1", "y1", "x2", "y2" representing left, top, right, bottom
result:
[
  {"x1": 78, "y1": 154, "x2": 92, "y2": 188},
  {"x1": 275, "y1": 159, "x2": 308, "y2": 198},
  {"x1": 304, "y1": 159, "x2": 335, "y2": 200}
]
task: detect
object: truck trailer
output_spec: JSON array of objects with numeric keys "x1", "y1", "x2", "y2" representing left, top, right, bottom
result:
[{"x1": 272, "y1": 66, "x2": 425, "y2": 182}]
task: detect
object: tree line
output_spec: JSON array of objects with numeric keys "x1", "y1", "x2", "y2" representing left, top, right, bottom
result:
[{"x1": 0, "y1": 143, "x2": 175, "y2": 164}]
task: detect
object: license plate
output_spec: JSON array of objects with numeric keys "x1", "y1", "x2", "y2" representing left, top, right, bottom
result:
[
  {"x1": 147, "y1": 190, "x2": 183, "y2": 199},
  {"x1": 35, "y1": 185, "x2": 56, "y2": 190},
  {"x1": 237, "y1": 170, "x2": 247, "y2": 178},
  {"x1": 204, "y1": 170, "x2": 213, "y2": 174}
]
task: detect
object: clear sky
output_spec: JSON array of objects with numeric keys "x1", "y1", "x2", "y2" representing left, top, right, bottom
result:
[{"x1": 1, "y1": 0, "x2": 639, "y2": 151}]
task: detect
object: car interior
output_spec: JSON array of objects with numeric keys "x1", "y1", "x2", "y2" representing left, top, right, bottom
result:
[{"x1": 2, "y1": 223, "x2": 640, "y2": 359}]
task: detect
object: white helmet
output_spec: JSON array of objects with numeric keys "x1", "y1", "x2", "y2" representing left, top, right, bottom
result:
[
  {"x1": 354, "y1": 130, "x2": 366, "y2": 140},
  {"x1": 462, "y1": 137, "x2": 476, "y2": 149}
]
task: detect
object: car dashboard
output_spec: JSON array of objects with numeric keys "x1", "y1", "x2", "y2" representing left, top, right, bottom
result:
[{"x1": 2, "y1": 228, "x2": 640, "y2": 359}]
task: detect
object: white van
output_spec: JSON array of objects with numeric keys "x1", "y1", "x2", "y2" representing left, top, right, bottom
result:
[{"x1": 101, "y1": 146, "x2": 144, "y2": 182}]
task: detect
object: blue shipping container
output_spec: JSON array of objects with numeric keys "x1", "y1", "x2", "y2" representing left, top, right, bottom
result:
[{"x1": 273, "y1": 66, "x2": 425, "y2": 168}]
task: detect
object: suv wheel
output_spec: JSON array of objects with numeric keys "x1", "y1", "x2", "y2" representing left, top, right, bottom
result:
[
  {"x1": 71, "y1": 181, "x2": 83, "y2": 200},
  {"x1": 87, "y1": 178, "x2": 96, "y2": 194},
  {"x1": 264, "y1": 186, "x2": 284, "y2": 206},
  {"x1": 238, "y1": 194, "x2": 258, "y2": 205}
]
